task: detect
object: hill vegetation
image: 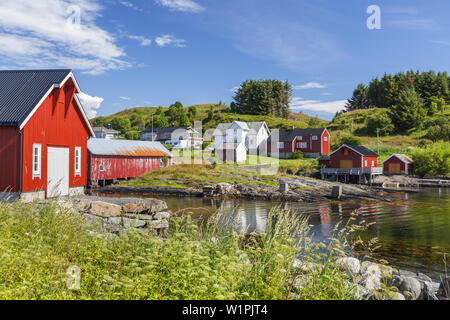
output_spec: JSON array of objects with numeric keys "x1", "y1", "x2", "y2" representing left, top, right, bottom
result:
[{"x1": 90, "y1": 102, "x2": 326, "y2": 138}]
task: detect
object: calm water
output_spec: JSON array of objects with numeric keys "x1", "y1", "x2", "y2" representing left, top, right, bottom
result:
[{"x1": 96, "y1": 188, "x2": 450, "y2": 278}]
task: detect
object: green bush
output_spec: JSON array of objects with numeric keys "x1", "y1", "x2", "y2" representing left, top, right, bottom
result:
[
  {"x1": 412, "y1": 142, "x2": 450, "y2": 176},
  {"x1": 0, "y1": 202, "x2": 377, "y2": 300},
  {"x1": 365, "y1": 113, "x2": 395, "y2": 136},
  {"x1": 291, "y1": 151, "x2": 304, "y2": 159},
  {"x1": 124, "y1": 131, "x2": 140, "y2": 140},
  {"x1": 340, "y1": 135, "x2": 363, "y2": 146},
  {"x1": 426, "y1": 119, "x2": 450, "y2": 142}
]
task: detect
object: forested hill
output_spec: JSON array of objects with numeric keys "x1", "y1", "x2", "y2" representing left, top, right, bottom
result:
[{"x1": 89, "y1": 102, "x2": 327, "y2": 140}]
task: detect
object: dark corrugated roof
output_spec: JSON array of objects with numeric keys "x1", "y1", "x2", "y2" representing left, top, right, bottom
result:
[
  {"x1": 268, "y1": 128, "x2": 326, "y2": 142},
  {"x1": 0, "y1": 69, "x2": 72, "y2": 126},
  {"x1": 347, "y1": 145, "x2": 378, "y2": 156}
]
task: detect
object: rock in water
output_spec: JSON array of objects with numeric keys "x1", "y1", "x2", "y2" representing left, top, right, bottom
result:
[
  {"x1": 331, "y1": 186, "x2": 342, "y2": 199},
  {"x1": 336, "y1": 257, "x2": 361, "y2": 277},
  {"x1": 399, "y1": 277, "x2": 422, "y2": 300}
]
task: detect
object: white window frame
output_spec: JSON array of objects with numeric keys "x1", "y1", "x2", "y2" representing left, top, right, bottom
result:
[
  {"x1": 324, "y1": 136, "x2": 328, "y2": 142},
  {"x1": 364, "y1": 160, "x2": 368, "y2": 167},
  {"x1": 312, "y1": 136, "x2": 318, "y2": 140},
  {"x1": 371, "y1": 160, "x2": 375, "y2": 167},
  {"x1": 74, "y1": 146, "x2": 81, "y2": 176},
  {"x1": 99, "y1": 163, "x2": 106, "y2": 172},
  {"x1": 297, "y1": 142, "x2": 307, "y2": 149},
  {"x1": 32, "y1": 143, "x2": 41, "y2": 179},
  {"x1": 277, "y1": 142, "x2": 284, "y2": 148},
  {"x1": 297, "y1": 136, "x2": 303, "y2": 140}
]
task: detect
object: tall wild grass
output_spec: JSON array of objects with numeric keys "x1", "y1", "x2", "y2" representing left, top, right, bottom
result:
[{"x1": 0, "y1": 201, "x2": 366, "y2": 300}]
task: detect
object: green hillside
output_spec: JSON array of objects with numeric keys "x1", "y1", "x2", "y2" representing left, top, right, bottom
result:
[
  {"x1": 90, "y1": 103, "x2": 327, "y2": 134},
  {"x1": 327, "y1": 106, "x2": 450, "y2": 161}
]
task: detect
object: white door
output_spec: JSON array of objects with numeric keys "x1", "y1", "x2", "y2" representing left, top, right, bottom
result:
[{"x1": 47, "y1": 147, "x2": 70, "y2": 198}]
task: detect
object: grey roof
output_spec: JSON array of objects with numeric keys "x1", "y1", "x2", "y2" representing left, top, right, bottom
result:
[
  {"x1": 87, "y1": 138, "x2": 173, "y2": 157},
  {"x1": 212, "y1": 123, "x2": 232, "y2": 136},
  {"x1": 346, "y1": 145, "x2": 378, "y2": 157},
  {"x1": 0, "y1": 69, "x2": 72, "y2": 126},
  {"x1": 383, "y1": 154, "x2": 413, "y2": 164},
  {"x1": 246, "y1": 121, "x2": 266, "y2": 133},
  {"x1": 268, "y1": 128, "x2": 326, "y2": 142},
  {"x1": 213, "y1": 121, "x2": 268, "y2": 136}
]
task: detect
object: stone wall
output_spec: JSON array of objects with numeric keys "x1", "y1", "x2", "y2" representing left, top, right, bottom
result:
[{"x1": 70, "y1": 196, "x2": 171, "y2": 238}]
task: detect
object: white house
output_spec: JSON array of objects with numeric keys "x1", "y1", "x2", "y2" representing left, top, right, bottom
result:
[
  {"x1": 92, "y1": 127, "x2": 120, "y2": 140},
  {"x1": 217, "y1": 142, "x2": 247, "y2": 163},
  {"x1": 213, "y1": 121, "x2": 270, "y2": 156}
]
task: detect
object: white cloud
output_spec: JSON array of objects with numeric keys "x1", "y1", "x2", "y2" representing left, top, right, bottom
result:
[
  {"x1": 129, "y1": 35, "x2": 152, "y2": 46},
  {"x1": 119, "y1": 96, "x2": 130, "y2": 100},
  {"x1": 155, "y1": 35, "x2": 187, "y2": 47},
  {"x1": 0, "y1": 0, "x2": 129, "y2": 75},
  {"x1": 321, "y1": 92, "x2": 333, "y2": 96},
  {"x1": 155, "y1": 0, "x2": 204, "y2": 13},
  {"x1": 290, "y1": 97, "x2": 347, "y2": 113},
  {"x1": 119, "y1": 1, "x2": 142, "y2": 11},
  {"x1": 229, "y1": 86, "x2": 239, "y2": 93},
  {"x1": 76, "y1": 92, "x2": 104, "y2": 119},
  {"x1": 294, "y1": 82, "x2": 326, "y2": 90}
]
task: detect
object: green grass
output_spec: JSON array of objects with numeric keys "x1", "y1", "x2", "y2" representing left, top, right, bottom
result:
[{"x1": 0, "y1": 201, "x2": 392, "y2": 300}]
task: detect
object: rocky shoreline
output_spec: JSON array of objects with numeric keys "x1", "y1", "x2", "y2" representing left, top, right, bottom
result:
[
  {"x1": 96, "y1": 176, "x2": 410, "y2": 203},
  {"x1": 330, "y1": 257, "x2": 449, "y2": 300}
]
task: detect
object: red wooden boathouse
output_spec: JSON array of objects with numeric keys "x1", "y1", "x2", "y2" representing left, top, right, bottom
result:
[
  {"x1": 382, "y1": 154, "x2": 413, "y2": 175},
  {"x1": 0, "y1": 69, "x2": 94, "y2": 201},
  {"x1": 87, "y1": 138, "x2": 173, "y2": 186}
]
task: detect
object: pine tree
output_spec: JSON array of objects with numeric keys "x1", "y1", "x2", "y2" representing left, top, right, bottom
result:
[
  {"x1": 389, "y1": 88, "x2": 426, "y2": 131},
  {"x1": 345, "y1": 84, "x2": 369, "y2": 111}
]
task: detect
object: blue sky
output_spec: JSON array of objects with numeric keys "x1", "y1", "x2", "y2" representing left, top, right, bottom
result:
[{"x1": 1, "y1": 0, "x2": 450, "y2": 120}]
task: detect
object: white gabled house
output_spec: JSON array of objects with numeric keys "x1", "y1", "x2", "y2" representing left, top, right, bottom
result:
[{"x1": 212, "y1": 121, "x2": 271, "y2": 160}]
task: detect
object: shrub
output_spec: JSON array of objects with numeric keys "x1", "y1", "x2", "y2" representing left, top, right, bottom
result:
[
  {"x1": 411, "y1": 142, "x2": 450, "y2": 176},
  {"x1": 340, "y1": 135, "x2": 363, "y2": 146},
  {"x1": 365, "y1": 113, "x2": 395, "y2": 136},
  {"x1": 426, "y1": 119, "x2": 450, "y2": 142},
  {"x1": 124, "y1": 130, "x2": 139, "y2": 140},
  {"x1": 163, "y1": 143, "x2": 173, "y2": 151},
  {"x1": 291, "y1": 151, "x2": 304, "y2": 159}
]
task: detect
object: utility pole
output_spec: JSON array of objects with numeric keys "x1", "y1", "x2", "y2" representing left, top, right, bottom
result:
[
  {"x1": 351, "y1": 120, "x2": 353, "y2": 134},
  {"x1": 377, "y1": 128, "x2": 380, "y2": 155},
  {"x1": 152, "y1": 115, "x2": 154, "y2": 142}
]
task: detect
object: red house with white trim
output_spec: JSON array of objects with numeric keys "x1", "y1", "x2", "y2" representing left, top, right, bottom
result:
[
  {"x1": 329, "y1": 145, "x2": 379, "y2": 169},
  {"x1": 383, "y1": 154, "x2": 413, "y2": 175},
  {"x1": 267, "y1": 128, "x2": 330, "y2": 159},
  {"x1": 0, "y1": 69, "x2": 94, "y2": 201}
]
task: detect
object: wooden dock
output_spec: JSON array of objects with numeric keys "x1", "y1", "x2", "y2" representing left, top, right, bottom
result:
[{"x1": 321, "y1": 167, "x2": 383, "y2": 184}]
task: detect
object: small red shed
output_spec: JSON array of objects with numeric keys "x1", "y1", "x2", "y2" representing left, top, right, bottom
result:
[
  {"x1": 329, "y1": 145, "x2": 378, "y2": 169},
  {"x1": 87, "y1": 138, "x2": 173, "y2": 186},
  {"x1": 383, "y1": 154, "x2": 413, "y2": 175},
  {"x1": 0, "y1": 69, "x2": 94, "y2": 201}
]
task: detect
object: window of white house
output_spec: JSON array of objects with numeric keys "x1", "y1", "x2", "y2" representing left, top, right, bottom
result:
[
  {"x1": 324, "y1": 137, "x2": 328, "y2": 142},
  {"x1": 277, "y1": 142, "x2": 284, "y2": 148},
  {"x1": 32, "y1": 144, "x2": 41, "y2": 178},
  {"x1": 74, "y1": 147, "x2": 81, "y2": 176},
  {"x1": 312, "y1": 136, "x2": 318, "y2": 140},
  {"x1": 297, "y1": 142, "x2": 307, "y2": 149}
]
